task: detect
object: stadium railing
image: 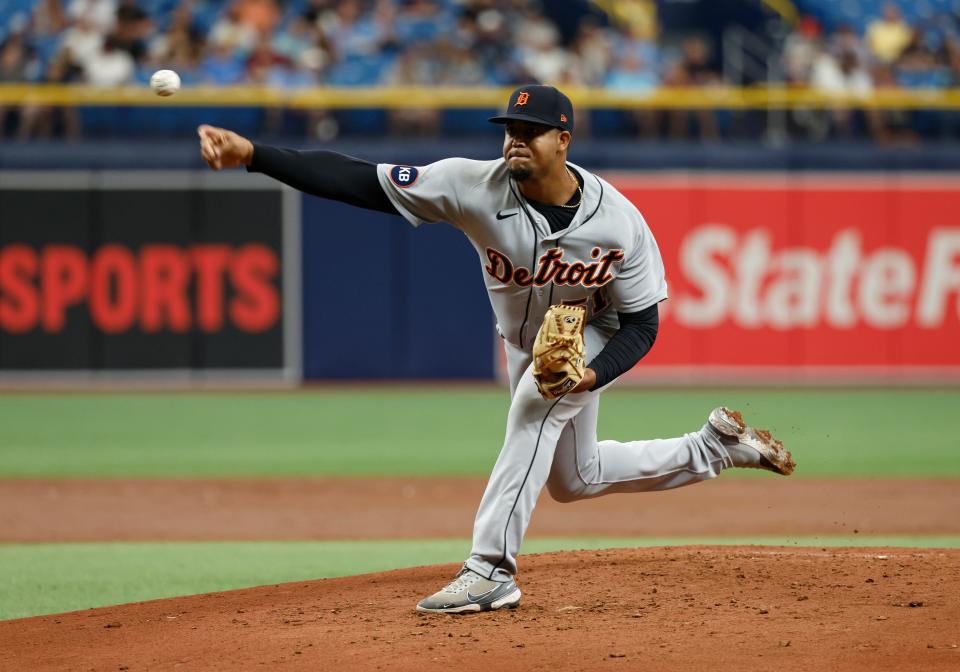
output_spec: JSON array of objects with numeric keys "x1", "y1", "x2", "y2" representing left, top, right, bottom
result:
[{"x1": 2, "y1": 84, "x2": 960, "y2": 109}]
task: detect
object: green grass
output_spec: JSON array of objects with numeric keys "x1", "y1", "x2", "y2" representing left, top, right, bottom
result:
[
  {"x1": 3, "y1": 536, "x2": 958, "y2": 621},
  {"x1": 0, "y1": 388, "x2": 958, "y2": 477}
]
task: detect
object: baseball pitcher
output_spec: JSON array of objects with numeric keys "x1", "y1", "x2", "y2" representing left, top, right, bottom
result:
[{"x1": 198, "y1": 85, "x2": 796, "y2": 614}]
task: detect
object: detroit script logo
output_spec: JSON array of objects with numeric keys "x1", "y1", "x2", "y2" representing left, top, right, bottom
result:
[{"x1": 485, "y1": 247, "x2": 624, "y2": 287}]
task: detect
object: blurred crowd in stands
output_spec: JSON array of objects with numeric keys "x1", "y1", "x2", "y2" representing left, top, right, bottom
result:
[
  {"x1": 782, "y1": 2, "x2": 960, "y2": 142},
  {"x1": 0, "y1": 0, "x2": 959, "y2": 141},
  {"x1": 0, "y1": 0, "x2": 672, "y2": 91}
]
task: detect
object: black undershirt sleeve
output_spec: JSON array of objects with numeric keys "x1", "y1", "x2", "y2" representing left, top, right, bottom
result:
[
  {"x1": 247, "y1": 143, "x2": 400, "y2": 215},
  {"x1": 587, "y1": 303, "x2": 660, "y2": 390}
]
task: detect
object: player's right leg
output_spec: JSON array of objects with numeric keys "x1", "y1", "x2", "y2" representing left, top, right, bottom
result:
[
  {"x1": 544, "y1": 396, "x2": 735, "y2": 501},
  {"x1": 545, "y1": 404, "x2": 794, "y2": 503}
]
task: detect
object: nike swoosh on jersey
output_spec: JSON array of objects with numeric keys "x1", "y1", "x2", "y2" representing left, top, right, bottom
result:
[{"x1": 496, "y1": 209, "x2": 519, "y2": 220}]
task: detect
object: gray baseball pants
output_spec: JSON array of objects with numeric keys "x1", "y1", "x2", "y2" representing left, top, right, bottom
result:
[{"x1": 466, "y1": 324, "x2": 734, "y2": 582}]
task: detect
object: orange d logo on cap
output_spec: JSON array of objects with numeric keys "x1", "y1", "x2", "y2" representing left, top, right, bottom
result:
[{"x1": 489, "y1": 85, "x2": 573, "y2": 131}]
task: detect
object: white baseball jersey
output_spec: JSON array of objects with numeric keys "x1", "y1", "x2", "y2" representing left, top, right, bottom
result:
[{"x1": 376, "y1": 158, "x2": 668, "y2": 350}]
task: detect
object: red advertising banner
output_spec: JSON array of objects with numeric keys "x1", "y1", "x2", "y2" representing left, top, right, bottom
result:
[
  {"x1": 605, "y1": 173, "x2": 960, "y2": 383},
  {"x1": 0, "y1": 243, "x2": 280, "y2": 336}
]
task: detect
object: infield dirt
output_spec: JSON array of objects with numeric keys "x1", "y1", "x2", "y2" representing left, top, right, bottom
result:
[
  {"x1": 2, "y1": 476, "x2": 959, "y2": 671},
  {"x1": 3, "y1": 547, "x2": 959, "y2": 671}
]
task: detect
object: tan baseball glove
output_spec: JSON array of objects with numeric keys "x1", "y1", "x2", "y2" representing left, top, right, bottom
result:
[{"x1": 532, "y1": 304, "x2": 586, "y2": 400}]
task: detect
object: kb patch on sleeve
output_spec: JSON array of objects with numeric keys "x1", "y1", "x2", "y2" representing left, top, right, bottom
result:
[{"x1": 389, "y1": 165, "x2": 420, "y2": 189}]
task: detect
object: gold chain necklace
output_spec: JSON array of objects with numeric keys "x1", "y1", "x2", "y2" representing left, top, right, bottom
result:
[{"x1": 558, "y1": 168, "x2": 583, "y2": 209}]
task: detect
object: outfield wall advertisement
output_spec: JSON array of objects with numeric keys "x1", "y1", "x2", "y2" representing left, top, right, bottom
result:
[
  {"x1": 2, "y1": 170, "x2": 956, "y2": 384},
  {"x1": 0, "y1": 172, "x2": 300, "y2": 381},
  {"x1": 608, "y1": 174, "x2": 960, "y2": 382}
]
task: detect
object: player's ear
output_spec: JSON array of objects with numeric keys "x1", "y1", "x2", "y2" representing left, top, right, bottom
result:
[{"x1": 557, "y1": 130, "x2": 571, "y2": 151}]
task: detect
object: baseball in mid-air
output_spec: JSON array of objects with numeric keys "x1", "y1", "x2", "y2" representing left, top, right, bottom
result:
[{"x1": 150, "y1": 69, "x2": 181, "y2": 97}]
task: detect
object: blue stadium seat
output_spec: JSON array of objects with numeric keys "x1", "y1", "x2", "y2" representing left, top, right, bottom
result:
[
  {"x1": 795, "y1": 0, "x2": 956, "y2": 33},
  {"x1": 897, "y1": 67, "x2": 951, "y2": 88},
  {"x1": 31, "y1": 34, "x2": 63, "y2": 75},
  {"x1": 191, "y1": 0, "x2": 228, "y2": 35},
  {"x1": 0, "y1": 0, "x2": 34, "y2": 24},
  {"x1": 326, "y1": 53, "x2": 395, "y2": 86},
  {"x1": 276, "y1": 0, "x2": 307, "y2": 29}
]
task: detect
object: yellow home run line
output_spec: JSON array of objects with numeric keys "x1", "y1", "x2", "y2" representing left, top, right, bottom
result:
[{"x1": 1, "y1": 84, "x2": 960, "y2": 110}]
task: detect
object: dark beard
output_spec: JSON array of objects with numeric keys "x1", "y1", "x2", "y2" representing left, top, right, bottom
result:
[{"x1": 507, "y1": 165, "x2": 532, "y2": 182}]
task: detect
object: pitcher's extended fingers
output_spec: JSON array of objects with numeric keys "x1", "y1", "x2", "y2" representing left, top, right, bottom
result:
[
  {"x1": 198, "y1": 133, "x2": 222, "y2": 170},
  {"x1": 206, "y1": 151, "x2": 222, "y2": 170},
  {"x1": 200, "y1": 137, "x2": 218, "y2": 161},
  {"x1": 199, "y1": 125, "x2": 227, "y2": 151},
  {"x1": 207, "y1": 127, "x2": 228, "y2": 147},
  {"x1": 200, "y1": 150, "x2": 218, "y2": 170},
  {"x1": 198, "y1": 127, "x2": 215, "y2": 154},
  {"x1": 201, "y1": 145, "x2": 218, "y2": 166}
]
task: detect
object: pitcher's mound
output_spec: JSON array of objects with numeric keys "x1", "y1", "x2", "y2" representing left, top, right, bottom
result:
[{"x1": 4, "y1": 546, "x2": 959, "y2": 671}]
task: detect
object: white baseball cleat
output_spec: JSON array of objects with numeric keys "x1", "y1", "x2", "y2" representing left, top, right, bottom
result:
[
  {"x1": 708, "y1": 407, "x2": 796, "y2": 475},
  {"x1": 416, "y1": 566, "x2": 521, "y2": 614}
]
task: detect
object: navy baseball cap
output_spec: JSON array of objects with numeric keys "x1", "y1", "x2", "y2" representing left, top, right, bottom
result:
[{"x1": 489, "y1": 85, "x2": 574, "y2": 132}]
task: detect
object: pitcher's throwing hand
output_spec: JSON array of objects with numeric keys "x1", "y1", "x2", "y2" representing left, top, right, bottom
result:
[{"x1": 197, "y1": 125, "x2": 253, "y2": 171}]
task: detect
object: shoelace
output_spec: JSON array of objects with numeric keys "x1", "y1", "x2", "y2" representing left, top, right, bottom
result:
[{"x1": 443, "y1": 570, "x2": 481, "y2": 594}]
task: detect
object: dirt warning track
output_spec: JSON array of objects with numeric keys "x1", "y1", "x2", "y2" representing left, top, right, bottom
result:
[{"x1": 1, "y1": 477, "x2": 957, "y2": 542}]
